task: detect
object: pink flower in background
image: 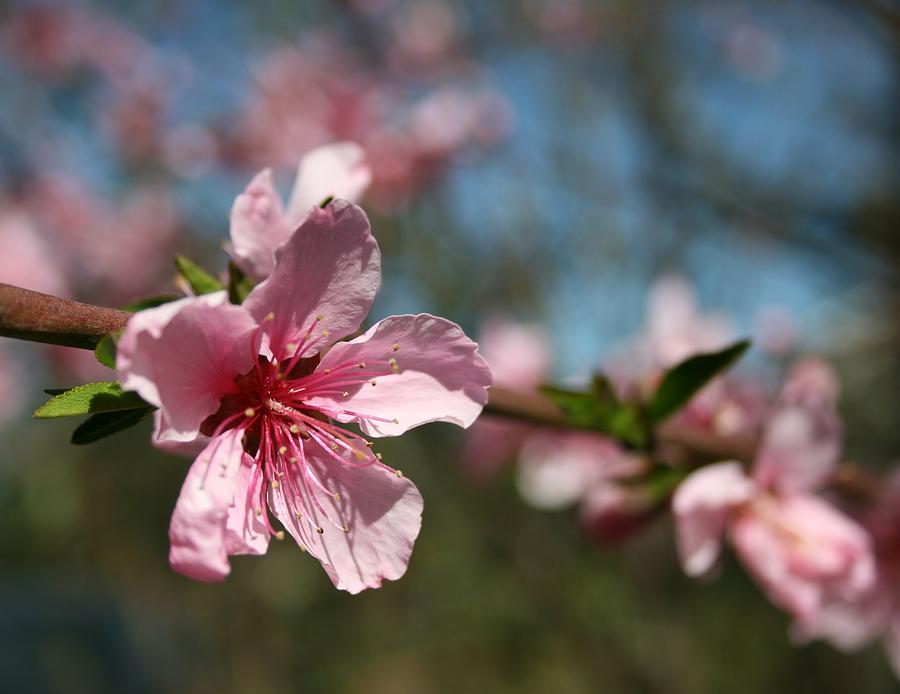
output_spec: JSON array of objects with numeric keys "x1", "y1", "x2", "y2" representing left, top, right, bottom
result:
[
  {"x1": 117, "y1": 200, "x2": 491, "y2": 590},
  {"x1": 229, "y1": 142, "x2": 372, "y2": 281},
  {"x1": 0, "y1": 206, "x2": 70, "y2": 298},
  {"x1": 461, "y1": 319, "x2": 550, "y2": 478},
  {"x1": 517, "y1": 433, "x2": 643, "y2": 511},
  {"x1": 673, "y1": 360, "x2": 874, "y2": 620},
  {"x1": 792, "y1": 466, "x2": 900, "y2": 679}
]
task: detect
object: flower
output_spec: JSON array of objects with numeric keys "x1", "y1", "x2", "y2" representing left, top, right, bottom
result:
[
  {"x1": 672, "y1": 359, "x2": 875, "y2": 620},
  {"x1": 461, "y1": 319, "x2": 551, "y2": 478},
  {"x1": 229, "y1": 142, "x2": 372, "y2": 281},
  {"x1": 117, "y1": 200, "x2": 491, "y2": 591},
  {"x1": 791, "y1": 465, "x2": 900, "y2": 679}
]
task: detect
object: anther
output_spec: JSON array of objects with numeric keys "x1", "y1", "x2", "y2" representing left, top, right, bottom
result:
[
  {"x1": 371, "y1": 381, "x2": 377, "y2": 386},
  {"x1": 255, "y1": 507, "x2": 263, "y2": 517},
  {"x1": 358, "y1": 361, "x2": 366, "y2": 369},
  {"x1": 392, "y1": 418, "x2": 399, "y2": 424},
  {"x1": 392, "y1": 343, "x2": 400, "y2": 351},
  {"x1": 285, "y1": 343, "x2": 297, "y2": 353},
  {"x1": 271, "y1": 480, "x2": 281, "y2": 489},
  {"x1": 316, "y1": 526, "x2": 325, "y2": 534},
  {"x1": 375, "y1": 452, "x2": 383, "y2": 461},
  {"x1": 321, "y1": 330, "x2": 330, "y2": 338},
  {"x1": 354, "y1": 449, "x2": 367, "y2": 462},
  {"x1": 395, "y1": 469, "x2": 404, "y2": 478},
  {"x1": 289, "y1": 457, "x2": 298, "y2": 464},
  {"x1": 264, "y1": 312, "x2": 275, "y2": 322},
  {"x1": 275, "y1": 530, "x2": 285, "y2": 541},
  {"x1": 316, "y1": 314, "x2": 325, "y2": 322},
  {"x1": 388, "y1": 357, "x2": 400, "y2": 374},
  {"x1": 278, "y1": 446, "x2": 288, "y2": 455},
  {"x1": 342, "y1": 525, "x2": 349, "y2": 533},
  {"x1": 244, "y1": 408, "x2": 256, "y2": 417},
  {"x1": 342, "y1": 391, "x2": 349, "y2": 397}
]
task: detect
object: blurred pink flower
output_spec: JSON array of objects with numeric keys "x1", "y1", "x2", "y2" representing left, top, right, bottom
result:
[
  {"x1": 673, "y1": 360, "x2": 875, "y2": 621},
  {"x1": 117, "y1": 200, "x2": 491, "y2": 590},
  {"x1": 792, "y1": 467, "x2": 900, "y2": 678},
  {"x1": 0, "y1": 206, "x2": 70, "y2": 297},
  {"x1": 461, "y1": 319, "x2": 551, "y2": 478},
  {"x1": 229, "y1": 143, "x2": 372, "y2": 281}
]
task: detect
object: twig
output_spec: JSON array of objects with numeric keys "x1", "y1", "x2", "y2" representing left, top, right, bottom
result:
[{"x1": 0, "y1": 283, "x2": 130, "y2": 349}]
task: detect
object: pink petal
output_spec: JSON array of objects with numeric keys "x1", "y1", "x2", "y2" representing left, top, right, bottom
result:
[
  {"x1": 731, "y1": 494, "x2": 875, "y2": 620},
  {"x1": 117, "y1": 292, "x2": 258, "y2": 443},
  {"x1": 228, "y1": 168, "x2": 291, "y2": 281},
  {"x1": 308, "y1": 314, "x2": 492, "y2": 437},
  {"x1": 477, "y1": 318, "x2": 550, "y2": 390},
  {"x1": 754, "y1": 403, "x2": 842, "y2": 494},
  {"x1": 242, "y1": 200, "x2": 380, "y2": 361},
  {"x1": 754, "y1": 360, "x2": 842, "y2": 494},
  {"x1": 268, "y1": 447, "x2": 423, "y2": 594},
  {"x1": 731, "y1": 512, "x2": 821, "y2": 618},
  {"x1": 672, "y1": 461, "x2": 755, "y2": 577},
  {"x1": 517, "y1": 432, "x2": 642, "y2": 510},
  {"x1": 168, "y1": 428, "x2": 248, "y2": 582},
  {"x1": 224, "y1": 454, "x2": 270, "y2": 556},
  {"x1": 284, "y1": 142, "x2": 372, "y2": 225}
]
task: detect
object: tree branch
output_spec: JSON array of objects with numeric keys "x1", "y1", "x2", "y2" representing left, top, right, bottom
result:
[{"x1": 0, "y1": 283, "x2": 130, "y2": 350}]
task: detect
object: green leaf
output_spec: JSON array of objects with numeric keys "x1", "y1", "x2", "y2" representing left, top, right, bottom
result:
[
  {"x1": 541, "y1": 373, "x2": 647, "y2": 449},
  {"x1": 34, "y1": 382, "x2": 151, "y2": 419},
  {"x1": 94, "y1": 330, "x2": 122, "y2": 369},
  {"x1": 174, "y1": 255, "x2": 224, "y2": 295},
  {"x1": 647, "y1": 340, "x2": 751, "y2": 424},
  {"x1": 319, "y1": 195, "x2": 335, "y2": 208},
  {"x1": 227, "y1": 261, "x2": 255, "y2": 304},
  {"x1": 71, "y1": 407, "x2": 154, "y2": 445},
  {"x1": 120, "y1": 295, "x2": 181, "y2": 313},
  {"x1": 43, "y1": 389, "x2": 68, "y2": 396}
]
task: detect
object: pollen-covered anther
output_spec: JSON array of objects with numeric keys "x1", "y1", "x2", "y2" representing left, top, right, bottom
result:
[
  {"x1": 343, "y1": 391, "x2": 349, "y2": 397},
  {"x1": 271, "y1": 480, "x2": 281, "y2": 489},
  {"x1": 370, "y1": 380, "x2": 377, "y2": 386},
  {"x1": 392, "y1": 418, "x2": 399, "y2": 424},
  {"x1": 392, "y1": 342, "x2": 400, "y2": 351},
  {"x1": 285, "y1": 343, "x2": 297, "y2": 354},
  {"x1": 244, "y1": 407, "x2": 256, "y2": 417},
  {"x1": 289, "y1": 456, "x2": 298, "y2": 464},
  {"x1": 375, "y1": 452, "x2": 383, "y2": 461},
  {"x1": 278, "y1": 446, "x2": 288, "y2": 455},
  {"x1": 316, "y1": 526, "x2": 325, "y2": 534},
  {"x1": 342, "y1": 525, "x2": 349, "y2": 533},
  {"x1": 395, "y1": 469, "x2": 404, "y2": 478},
  {"x1": 354, "y1": 449, "x2": 367, "y2": 462},
  {"x1": 321, "y1": 330, "x2": 331, "y2": 338},
  {"x1": 358, "y1": 361, "x2": 366, "y2": 369},
  {"x1": 330, "y1": 443, "x2": 339, "y2": 451},
  {"x1": 255, "y1": 507, "x2": 263, "y2": 517},
  {"x1": 316, "y1": 314, "x2": 325, "y2": 322},
  {"x1": 388, "y1": 357, "x2": 400, "y2": 373},
  {"x1": 333, "y1": 492, "x2": 341, "y2": 501},
  {"x1": 264, "y1": 312, "x2": 275, "y2": 322},
  {"x1": 275, "y1": 530, "x2": 285, "y2": 541}
]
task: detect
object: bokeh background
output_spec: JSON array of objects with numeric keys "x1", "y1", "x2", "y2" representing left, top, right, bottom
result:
[{"x1": 1, "y1": 1, "x2": 898, "y2": 692}]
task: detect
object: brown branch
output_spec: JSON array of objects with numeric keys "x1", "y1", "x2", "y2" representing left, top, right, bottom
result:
[
  {"x1": 485, "y1": 386, "x2": 880, "y2": 502},
  {"x1": 0, "y1": 283, "x2": 130, "y2": 350},
  {"x1": 0, "y1": 283, "x2": 885, "y2": 503}
]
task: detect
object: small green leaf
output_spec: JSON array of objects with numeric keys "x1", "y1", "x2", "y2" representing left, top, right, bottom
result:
[
  {"x1": 174, "y1": 255, "x2": 224, "y2": 295},
  {"x1": 647, "y1": 340, "x2": 751, "y2": 424},
  {"x1": 94, "y1": 330, "x2": 122, "y2": 369},
  {"x1": 319, "y1": 195, "x2": 335, "y2": 208},
  {"x1": 227, "y1": 261, "x2": 255, "y2": 304},
  {"x1": 541, "y1": 386, "x2": 603, "y2": 429},
  {"x1": 71, "y1": 407, "x2": 154, "y2": 445},
  {"x1": 34, "y1": 382, "x2": 151, "y2": 418},
  {"x1": 120, "y1": 295, "x2": 181, "y2": 313}
]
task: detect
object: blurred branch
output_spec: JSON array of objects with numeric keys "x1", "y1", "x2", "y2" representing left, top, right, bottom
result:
[
  {"x1": 0, "y1": 283, "x2": 130, "y2": 349},
  {"x1": 485, "y1": 385, "x2": 880, "y2": 501}
]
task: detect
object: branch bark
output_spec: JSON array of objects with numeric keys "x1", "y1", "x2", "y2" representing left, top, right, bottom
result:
[
  {"x1": 0, "y1": 283, "x2": 130, "y2": 349},
  {"x1": 0, "y1": 283, "x2": 883, "y2": 502}
]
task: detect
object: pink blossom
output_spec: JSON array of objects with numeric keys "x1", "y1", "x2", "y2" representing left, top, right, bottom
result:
[
  {"x1": 673, "y1": 360, "x2": 875, "y2": 620},
  {"x1": 791, "y1": 467, "x2": 900, "y2": 678},
  {"x1": 229, "y1": 142, "x2": 371, "y2": 281},
  {"x1": 117, "y1": 200, "x2": 491, "y2": 590},
  {"x1": 517, "y1": 432, "x2": 643, "y2": 511},
  {"x1": 461, "y1": 319, "x2": 550, "y2": 478}
]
